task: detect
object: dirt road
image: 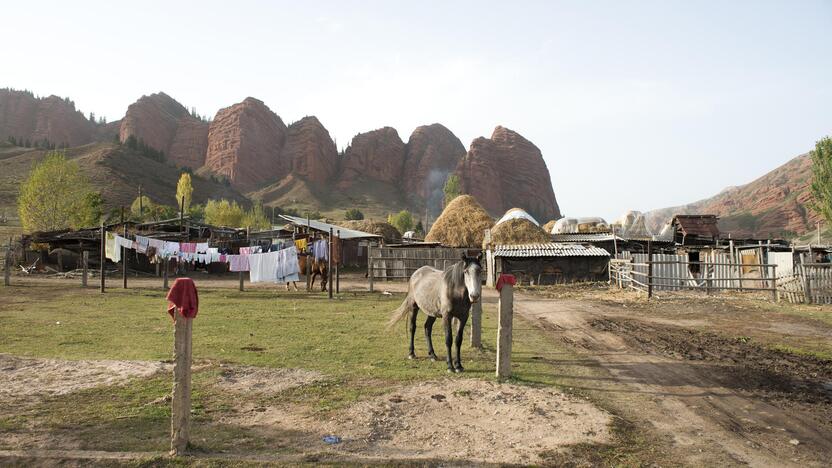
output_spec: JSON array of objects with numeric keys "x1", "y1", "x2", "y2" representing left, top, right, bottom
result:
[{"x1": 512, "y1": 291, "x2": 832, "y2": 467}]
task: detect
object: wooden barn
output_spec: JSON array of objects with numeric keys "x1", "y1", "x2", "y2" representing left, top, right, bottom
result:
[
  {"x1": 492, "y1": 243, "x2": 610, "y2": 285},
  {"x1": 671, "y1": 215, "x2": 720, "y2": 246}
]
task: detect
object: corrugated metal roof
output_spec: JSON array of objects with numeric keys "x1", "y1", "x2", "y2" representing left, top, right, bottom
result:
[
  {"x1": 494, "y1": 243, "x2": 610, "y2": 258},
  {"x1": 279, "y1": 215, "x2": 382, "y2": 240},
  {"x1": 551, "y1": 233, "x2": 620, "y2": 242}
]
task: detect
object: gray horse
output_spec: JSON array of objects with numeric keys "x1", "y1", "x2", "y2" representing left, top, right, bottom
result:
[{"x1": 388, "y1": 253, "x2": 482, "y2": 372}]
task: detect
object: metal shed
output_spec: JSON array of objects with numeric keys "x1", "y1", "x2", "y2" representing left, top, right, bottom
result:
[{"x1": 493, "y1": 243, "x2": 610, "y2": 285}]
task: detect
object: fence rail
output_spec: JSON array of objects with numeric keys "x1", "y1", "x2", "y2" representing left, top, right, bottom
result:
[
  {"x1": 610, "y1": 256, "x2": 779, "y2": 301},
  {"x1": 368, "y1": 247, "x2": 482, "y2": 291}
]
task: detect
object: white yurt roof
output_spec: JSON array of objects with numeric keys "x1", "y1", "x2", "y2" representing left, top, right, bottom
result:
[{"x1": 495, "y1": 208, "x2": 539, "y2": 227}]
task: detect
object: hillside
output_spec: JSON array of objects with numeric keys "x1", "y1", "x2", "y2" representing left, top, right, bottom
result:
[
  {"x1": 1, "y1": 88, "x2": 561, "y2": 224},
  {"x1": 646, "y1": 153, "x2": 819, "y2": 238},
  {"x1": 0, "y1": 142, "x2": 247, "y2": 221}
]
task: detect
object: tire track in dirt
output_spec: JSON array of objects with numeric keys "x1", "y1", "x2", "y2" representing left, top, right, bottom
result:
[{"x1": 512, "y1": 292, "x2": 832, "y2": 467}]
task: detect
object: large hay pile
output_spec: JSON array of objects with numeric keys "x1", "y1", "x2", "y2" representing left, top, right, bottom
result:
[
  {"x1": 425, "y1": 195, "x2": 494, "y2": 247},
  {"x1": 541, "y1": 220, "x2": 557, "y2": 234},
  {"x1": 341, "y1": 220, "x2": 402, "y2": 242},
  {"x1": 490, "y1": 218, "x2": 553, "y2": 246}
]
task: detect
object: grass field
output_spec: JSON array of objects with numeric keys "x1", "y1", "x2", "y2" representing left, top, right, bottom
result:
[{"x1": 0, "y1": 281, "x2": 659, "y2": 465}]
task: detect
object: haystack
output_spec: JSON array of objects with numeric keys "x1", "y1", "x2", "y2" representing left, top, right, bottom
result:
[
  {"x1": 425, "y1": 195, "x2": 494, "y2": 247},
  {"x1": 341, "y1": 220, "x2": 401, "y2": 243},
  {"x1": 541, "y1": 220, "x2": 557, "y2": 234},
  {"x1": 490, "y1": 218, "x2": 552, "y2": 246}
]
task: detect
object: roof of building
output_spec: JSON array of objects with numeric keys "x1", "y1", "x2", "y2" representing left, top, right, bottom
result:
[
  {"x1": 551, "y1": 233, "x2": 622, "y2": 242},
  {"x1": 672, "y1": 214, "x2": 720, "y2": 238},
  {"x1": 494, "y1": 243, "x2": 610, "y2": 258},
  {"x1": 279, "y1": 214, "x2": 382, "y2": 240}
]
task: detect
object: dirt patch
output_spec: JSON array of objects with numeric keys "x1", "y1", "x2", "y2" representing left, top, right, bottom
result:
[
  {"x1": 215, "y1": 365, "x2": 323, "y2": 396},
  {"x1": 590, "y1": 318, "x2": 832, "y2": 408},
  {"x1": 0, "y1": 354, "x2": 168, "y2": 407},
  {"x1": 332, "y1": 379, "x2": 611, "y2": 465}
]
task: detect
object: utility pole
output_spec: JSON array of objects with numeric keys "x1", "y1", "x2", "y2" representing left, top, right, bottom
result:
[{"x1": 138, "y1": 185, "x2": 143, "y2": 219}]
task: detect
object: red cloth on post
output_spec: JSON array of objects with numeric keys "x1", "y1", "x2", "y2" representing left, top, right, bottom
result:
[
  {"x1": 166, "y1": 278, "x2": 199, "y2": 319},
  {"x1": 496, "y1": 274, "x2": 516, "y2": 292}
]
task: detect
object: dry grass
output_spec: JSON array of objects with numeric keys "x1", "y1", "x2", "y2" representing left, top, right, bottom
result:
[
  {"x1": 490, "y1": 218, "x2": 552, "y2": 246},
  {"x1": 340, "y1": 220, "x2": 401, "y2": 242},
  {"x1": 541, "y1": 220, "x2": 556, "y2": 234},
  {"x1": 425, "y1": 195, "x2": 493, "y2": 247}
]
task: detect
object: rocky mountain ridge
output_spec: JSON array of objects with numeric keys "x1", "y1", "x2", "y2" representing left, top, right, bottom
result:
[{"x1": 0, "y1": 88, "x2": 561, "y2": 221}]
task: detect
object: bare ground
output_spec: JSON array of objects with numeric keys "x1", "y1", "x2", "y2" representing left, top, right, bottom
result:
[
  {"x1": 512, "y1": 289, "x2": 832, "y2": 467},
  {"x1": 0, "y1": 356, "x2": 612, "y2": 465}
]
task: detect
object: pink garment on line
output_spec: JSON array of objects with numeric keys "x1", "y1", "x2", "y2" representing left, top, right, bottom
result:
[{"x1": 229, "y1": 254, "x2": 249, "y2": 272}]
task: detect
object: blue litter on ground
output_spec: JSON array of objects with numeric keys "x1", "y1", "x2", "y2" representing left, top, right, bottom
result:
[{"x1": 322, "y1": 435, "x2": 342, "y2": 444}]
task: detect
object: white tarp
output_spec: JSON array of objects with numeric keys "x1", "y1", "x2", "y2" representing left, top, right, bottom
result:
[
  {"x1": 552, "y1": 217, "x2": 608, "y2": 234},
  {"x1": 495, "y1": 208, "x2": 539, "y2": 227},
  {"x1": 612, "y1": 210, "x2": 652, "y2": 238}
]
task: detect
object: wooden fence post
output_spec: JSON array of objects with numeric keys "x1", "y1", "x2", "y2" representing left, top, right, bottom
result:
[
  {"x1": 496, "y1": 283, "x2": 514, "y2": 380},
  {"x1": 3, "y1": 240, "x2": 10, "y2": 287},
  {"x1": 163, "y1": 259, "x2": 169, "y2": 290},
  {"x1": 470, "y1": 300, "x2": 482, "y2": 348},
  {"x1": 771, "y1": 264, "x2": 779, "y2": 302},
  {"x1": 81, "y1": 251, "x2": 89, "y2": 287},
  {"x1": 170, "y1": 311, "x2": 193, "y2": 456},
  {"x1": 646, "y1": 241, "x2": 653, "y2": 299},
  {"x1": 801, "y1": 256, "x2": 811, "y2": 304},
  {"x1": 328, "y1": 228, "x2": 333, "y2": 299},
  {"x1": 239, "y1": 270, "x2": 244, "y2": 292},
  {"x1": 368, "y1": 248, "x2": 374, "y2": 292},
  {"x1": 100, "y1": 224, "x2": 106, "y2": 293},
  {"x1": 122, "y1": 208, "x2": 128, "y2": 289},
  {"x1": 306, "y1": 249, "x2": 312, "y2": 292},
  {"x1": 336, "y1": 230, "x2": 340, "y2": 294}
]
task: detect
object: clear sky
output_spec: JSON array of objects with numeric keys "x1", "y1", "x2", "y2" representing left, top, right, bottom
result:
[{"x1": 3, "y1": 0, "x2": 831, "y2": 221}]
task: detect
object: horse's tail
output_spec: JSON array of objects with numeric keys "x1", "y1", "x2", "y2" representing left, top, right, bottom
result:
[{"x1": 386, "y1": 294, "x2": 412, "y2": 330}]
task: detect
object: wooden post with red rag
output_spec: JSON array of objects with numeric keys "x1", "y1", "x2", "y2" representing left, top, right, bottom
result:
[
  {"x1": 166, "y1": 278, "x2": 198, "y2": 456},
  {"x1": 496, "y1": 274, "x2": 516, "y2": 380}
]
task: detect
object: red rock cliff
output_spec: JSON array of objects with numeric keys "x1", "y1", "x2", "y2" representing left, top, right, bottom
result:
[
  {"x1": 456, "y1": 126, "x2": 560, "y2": 222},
  {"x1": 119, "y1": 92, "x2": 208, "y2": 169},
  {"x1": 0, "y1": 89, "x2": 96, "y2": 147},
  {"x1": 283, "y1": 116, "x2": 338, "y2": 185},
  {"x1": 338, "y1": 127, "x2": 406, "y2": 188},
  {"x1": 204, "y1": 97, "x2": 288, "y2": 192},
  {"x1": 403, "y1": 123, "x2": 466, "y2": 214}
]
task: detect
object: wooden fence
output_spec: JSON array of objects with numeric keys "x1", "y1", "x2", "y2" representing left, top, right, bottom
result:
[
  {"x1": 368, "y1": 247, "x2": 481, "y2": 291},
  {"x1": 778, "y1": 263, "x2": 832, "y2": 304},
  {"x1": 610, "y1": 255, "x2": 778, "y2": 301}
]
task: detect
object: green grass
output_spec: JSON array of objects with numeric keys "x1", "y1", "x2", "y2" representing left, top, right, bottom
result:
[{"x1": 0, "y1": 282, "x2": 667, "y2": 464}]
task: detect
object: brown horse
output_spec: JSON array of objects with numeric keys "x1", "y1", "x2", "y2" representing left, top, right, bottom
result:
[{"x1": 292, "y1": 253, "x2": 328, "y2": 291}]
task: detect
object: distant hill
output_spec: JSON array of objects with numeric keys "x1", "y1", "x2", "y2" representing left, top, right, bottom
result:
[
  {"x1": 646, "y1": 153, "x2": 819, "y2": 239},
  {"x1": 0, "y1": 142, "x2": 247, "y2": 219},
  {"x1": 1, "y1": 88, "x2": 562, "y2": 225}
]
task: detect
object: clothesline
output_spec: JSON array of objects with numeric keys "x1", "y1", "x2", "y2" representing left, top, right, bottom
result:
[{"x1": 104, "y1": 231, "x2": 326, "y2": 282}]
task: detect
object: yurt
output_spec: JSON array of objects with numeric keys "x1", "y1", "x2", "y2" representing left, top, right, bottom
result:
[{"x1": 425, "y1": 195, "x2": 494, "y2": 248}]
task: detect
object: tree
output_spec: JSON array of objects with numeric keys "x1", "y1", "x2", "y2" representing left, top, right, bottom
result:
[
  {"x1": 204, "y1": 199, "x2": 245, "y2": 227},
  {"x1": 344, "y1": 208, "x2": 364, "y2": 220},
  {"x1": 443, "y1": 174, "x2": 462, "y2": 206},
  {"x1": 176, "y1": 172, "x2": 193, "y2": 213},
  {"x1": 130, "y1": 195, "x2": 154, "y2": 220},
  {"x1": 17, "y1": 152, "x2": 101, "y2": 232},
  {"x1": 242, "y1": 202, "x2": 271, "y2": 230},
  {"x1": 415, "y1": 220, "x2": 425, "y2": 235},
  {"x1": 810, "y1": 136, "x2": 832, "y2": 227},
  {"x1": 388, "y1": 210, "x2": 414, "y2": 234}
]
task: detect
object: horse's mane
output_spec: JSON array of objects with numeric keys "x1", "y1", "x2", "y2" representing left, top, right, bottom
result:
[{"x1": 443, "y1": 261, "x2": 467, "y2": 296}]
